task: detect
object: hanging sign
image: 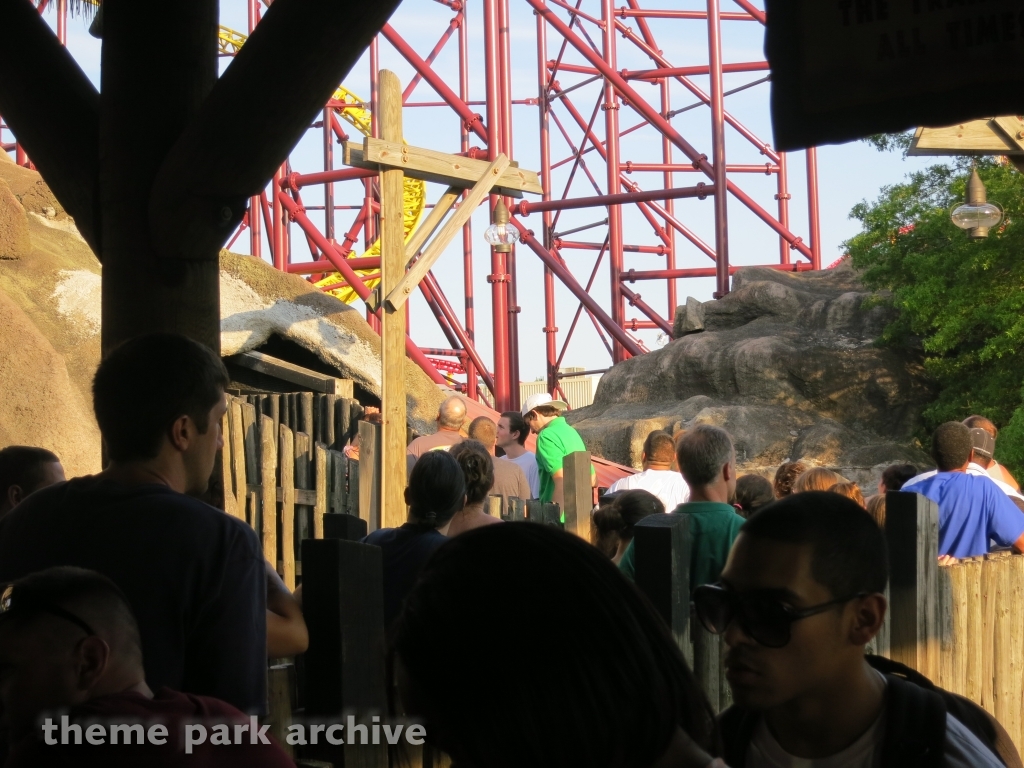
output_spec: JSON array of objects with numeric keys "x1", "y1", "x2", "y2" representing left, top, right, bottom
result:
[{"x1": 765, "y1": 0, "x2": 1024, "y2": 151}]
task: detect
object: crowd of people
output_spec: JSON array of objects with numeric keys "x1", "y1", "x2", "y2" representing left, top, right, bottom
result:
[{"x1": 1, "y1": 330, "x2": 1023, "y2": 767}]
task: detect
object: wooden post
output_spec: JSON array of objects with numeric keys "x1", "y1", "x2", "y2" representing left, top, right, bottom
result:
[
  {"x1": 314, "y1": 443, "x2": 329, "y2": 539},
  {"x1": 241, "y1": 402, "x2": 259, "y2": 528},
  {"x1": 633, "y1": 513, "x2": 692, "y2": 668},
  {"x1": 294, "y1": 432, "x2": 312, "y2": 554},
  {"x1": 301, "y1": 538, "x2": 388, "y2": 767},
  {"x1": 507, "y1": 497, "x2": 526, "y2": 521},
  {"x1": 346, "y1": 459, "x2": 361, "y2": 518},
  {"x1": 279, "y1": 424, "x2": 296, "y2": 590},
  {"x1": 938, "y1": 564, "x2": 955, "y2": 694},
  {"x1": 324, "y1": 514, "x2": 368, "y2": 541},
  {"x1": 359, "y1": 420, "x2": 382, "y2": 532},
  {"x1": 963, "y1": 557, "x2": 985, "y2": 705},
  {"x1": 267, "y1": 663, "x2": 294, "y2": 760},
  {"x1": 337, "y1": 397, "x2": 352, "y2": 448},
  {"x1": 230, "y1": 400, "x2": 248, "y2": 522},
  {"x1": 487, "y1": 496, "x2": 503, "y2": 518},
  {"x1": 378, "y1": 69, "x2": 409, "y2": 532},
  {"x1": 981, "y1": 555, "x2": 999, "y2": 715},
  {"x1": 322, "y1": 394, "x2": 337, "y2": 449},
  {"x1": 220, "y1": 410, "x2": 237, "y2": 517},
  {"x1": 329, "y1": 449, "x2": 347, "y2": 517},
  {"x1": 300, "y1": 392, "x2": 315, "y2": 454},
  {"x1": 885, "y1": 491, "x2": 940, "y2": 682},
  {"x1": 563, "y1": 451, "x2": 593, "y2": 540},
  {"x1": 994, "y1": 555, "x2": 1024, "y2": 745},
  {"x1": 261, "y1": 414, "x2": 278, "y2": 569}
]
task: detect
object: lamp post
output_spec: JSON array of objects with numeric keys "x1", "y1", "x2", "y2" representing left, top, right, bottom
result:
[
  {"x1": 484, "y1": 197, "x2": 520, "y2": 252},
  {"x1": 951, "y1": 168, "x2": 1003, "y2": 240}
]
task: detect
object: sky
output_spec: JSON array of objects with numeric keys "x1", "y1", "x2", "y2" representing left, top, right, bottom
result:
[{"x1": 27, "y1": 0, "x2": 941, "y2": 385}]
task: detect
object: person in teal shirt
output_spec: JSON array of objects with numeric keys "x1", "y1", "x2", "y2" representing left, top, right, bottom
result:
[
  {"x1": 619, "y1": 424, "x2": 744, "y2": 592},
  {"x1": 522, "y1": 393, "x2": 595, "y2": 510}
]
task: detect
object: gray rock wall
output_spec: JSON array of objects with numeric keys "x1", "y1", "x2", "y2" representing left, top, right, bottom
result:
[{"x1": 567, "y1": 265, "x2": 934, "y2": 489}]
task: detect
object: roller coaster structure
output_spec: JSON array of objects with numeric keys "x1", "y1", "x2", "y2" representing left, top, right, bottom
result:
[{"x1": 3, "y1": 0, "x2": 822, "y2": 414}]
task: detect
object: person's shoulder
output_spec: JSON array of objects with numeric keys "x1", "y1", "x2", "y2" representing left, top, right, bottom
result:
[{"x1": 943, "y1": 712, "x2": 1007, "y2": 768}]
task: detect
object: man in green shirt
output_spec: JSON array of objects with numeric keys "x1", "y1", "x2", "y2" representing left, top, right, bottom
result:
[
  {"x1": 619, "y1": 424, "x2": 744, "y2": 592},
  {"x1": 522, "y1": 393, "x2": 595, "y2": 509}
]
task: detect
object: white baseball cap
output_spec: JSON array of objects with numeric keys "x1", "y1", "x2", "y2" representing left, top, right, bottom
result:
[{"x1": 521, "y1": 392, "x2": 569, "y2": 416}]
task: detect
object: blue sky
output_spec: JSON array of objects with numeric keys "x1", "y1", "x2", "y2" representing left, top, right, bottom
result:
[{"x1": 40, "y1": 1, "x2": 939, "y2": 384}]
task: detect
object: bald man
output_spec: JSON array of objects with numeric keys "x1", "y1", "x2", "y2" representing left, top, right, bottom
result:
[
  {"x1": 407, "y1": 396, "x2": 467, "y2": 460},
  {"x1": 0, "y1": 566, "x2": 292, "y2": 767}
]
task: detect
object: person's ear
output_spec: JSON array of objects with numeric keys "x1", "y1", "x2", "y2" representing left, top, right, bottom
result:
[
  {"x1": 6, "y1": 484, "x2": 23, "y2": 508},
  {"x1": 641, "y1": 452, "x2": 648, "y2": 463},
  {"x1": 74, "y1": 636, "x2": 111, "y2": 692},
  {"x1": 722, "y1": 460, "x2": 734, "y2": 483},
  {"x1": 168, "y1": 414, "x2": 192, "y2": 453},
  {"x1": 848, "y1": 593, "x2": 887, "y2": 646}
]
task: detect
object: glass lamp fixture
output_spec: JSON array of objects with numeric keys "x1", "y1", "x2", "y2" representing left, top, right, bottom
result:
[
  {"x1": 951, "y1": 169, "x2": 1003, "y2": 240},
  {"x1": 483, "y1": 198, "x2": 519, "y2": 253}
]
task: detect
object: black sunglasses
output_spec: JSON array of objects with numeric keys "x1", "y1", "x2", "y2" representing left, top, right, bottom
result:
[
  {"x1": 0, "y1": 584, "x2": 97, "y2": 638},
  {"x1": 693, "y1": 583, "x2": 866, "y2": 648}
]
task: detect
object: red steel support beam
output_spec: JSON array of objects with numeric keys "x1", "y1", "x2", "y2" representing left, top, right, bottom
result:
[
  {"x1": 512, "y1": 218, "x2": 643, "y2": 358},
  {"x1": 422, "y1": 273, "x2": 496, "y2": 393},
  {"x1": 806, "y1": 147, "x2": 822, "y2": 270},
  {"x1": 285, "y1": 256, "x2": 380, "y2": 274},
  {"x1": 625, "y1": 62, "x2": 769, "y2": 79},
  {"x1": 514, "y1": 183, "x2": 711, "y2": 215},
  {"x1": 278, "y1": 192, "x2": 447, "y2": 385},
  {"x1": 381, "y1": 24, "x2": 489, "y2": 144},
  {"x1": 602, "y1": 0, "x2": 627, "y2": 362},
  {"x1": 620, "y1": 284, "x2": 673, "y2": 335},
  {"x1": 458, "y1": 5, "x2": 478, "y2": 401},
  {"x1": 621, "y1": 263, "x2": 816, "y2": 280}
]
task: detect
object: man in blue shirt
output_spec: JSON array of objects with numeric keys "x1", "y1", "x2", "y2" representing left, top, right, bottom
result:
[{"x1": 903, "y1": 422, "x2": 1024, "y2": 559}]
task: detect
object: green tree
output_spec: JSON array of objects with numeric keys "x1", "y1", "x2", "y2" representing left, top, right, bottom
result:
[{"x1": 845, "y1": 157, "x2": 1024, "y2": 475}]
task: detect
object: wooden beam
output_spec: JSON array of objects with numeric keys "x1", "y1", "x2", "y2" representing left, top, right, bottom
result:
[
  {"x1": 363, "y1": 137, "x2": 542, "y2": 194},
  {"x1": 358, "y1": 420, "x2": 381, "y2": 533},
  {"x1": 147, "y1": 0, "x2": 405, "y2": 261},
  {"x1": 909, "y1": 119, "x2": 1024, "y2": 157},
  {"x1": 0, "y1": 0, "x2": 100, "y2": 253},
  {"x1": 228, "y1": 350, "x2": 353, "y2": 395},
  {"x1": 378, "y1": 71, "x2": 408, "y2": 531},
  {"x1": 343, "y1": 142, "x2": 528, "y2": 199},
  {"x1": 385, "y1": 154, "x2": 510, "y2": 311},
  {"x1": 634, "y1": 513, "x2": 692, "y2": 668},
  {"x1": 886, "y1": 491, "x2": 941, "y2": 682},
  {"x1": 403, "y1": 186, "x2": 460, "y2": 267},
  {"x1": 562, "y1": 450, "x2": 594, "y2": 541}
]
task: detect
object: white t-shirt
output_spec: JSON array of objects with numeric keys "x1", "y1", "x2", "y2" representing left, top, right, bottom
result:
[
  {"x1": 504, "y1": 452, "x2": 540, "y2": 499},
  {"x1": 905, "y1": 463, "x2": 1024, "y2": 502},
  {"x1": 607, "y1": 468, "x2": 690, "y2": 512},
  {"x1": 745, "y1": 673, "x2": 1003, "y2": 768}
]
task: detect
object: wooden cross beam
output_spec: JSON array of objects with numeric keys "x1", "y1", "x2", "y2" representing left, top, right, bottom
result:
[{"x1": 358, "y1": 70, "x2": 540, "y2": 527}]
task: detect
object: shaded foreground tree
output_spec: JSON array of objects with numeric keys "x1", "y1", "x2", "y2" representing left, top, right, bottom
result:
[
  {"x1": 0, "y1": 0, "x2": 403, "y2": 354},
  {"x1": 845, "y1": 158, "x2": 1024, "y2": 474}
]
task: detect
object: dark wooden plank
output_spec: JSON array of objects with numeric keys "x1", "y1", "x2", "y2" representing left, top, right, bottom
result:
[
  {"x1": 322, "y1": 394, "x2": 337, "y2": 449},
  {"x1": 300, "y1": 392, "x2": 315, "y2": 454},
  {"x1": 229, "y1": 350, "x2": 351, "y2": 394},
  {"x1": 301, "y1": 538, "x2": 388, "y2": 766},
  {"x1": 507, "y1": 497, "x2": 526, "y2": 522},
  {"x1": 337, "y1": 397, "x2": 352, "y2": 449},
  {"x1": 633, "y1": 513, "x2": 692, "y2": 668},
  {"x1": 886, "y1": 491, "x2": 941, "y2": 681},
  {"x1": 314, "y1": 443, "x2": 329, "y2": 539},
  {"x1": 267, "y1": 663, "x2": 294, "y2": 760},
  {"x1": 324, "y1": 513, "x2": 368, "y2": 541},
  {"x1": 358, "y1": 421, "x2": 381, "y2": 533},
  {"x1": 329, "y1": 449, "x2": 347, "y2": 517}
]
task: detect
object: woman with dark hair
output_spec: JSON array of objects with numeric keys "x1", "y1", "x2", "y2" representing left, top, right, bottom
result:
[
  {"x1": 734, "y1": 474, "x2": 775, "y2": 518},
  {"x1": 362, "y1": 451, "x2": 466, "y2": 629},
  {"x1": 392, "y1": 524, "x2": 721, "y2": 768},
  {"x1": 592, "y1": 489, "x2": 664, "y2": 565},
  {"x1": 447, "y1": 440, "x2": 502, "y2": 536}
]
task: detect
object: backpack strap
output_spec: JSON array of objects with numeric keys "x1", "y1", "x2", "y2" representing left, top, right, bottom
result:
[
  {"x1": 881, "y1": 673, "x2": 947, "y2": 768},
  {"x1": 717, "y1": 705, "x2": 759, "y2": 768}
]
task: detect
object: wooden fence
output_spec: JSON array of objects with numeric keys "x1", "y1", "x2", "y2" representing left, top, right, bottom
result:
[
  {"x1": 633, "y1": 491, "x2": 1024, "y2": 756},
  {"x1": 218, "y1": 390, "x2": 369, "y2": 589}
]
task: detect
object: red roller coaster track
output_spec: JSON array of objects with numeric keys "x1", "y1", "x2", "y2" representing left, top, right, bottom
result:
[{"x1": 3, "y1": 0, "x2": 821, "y2": 415}]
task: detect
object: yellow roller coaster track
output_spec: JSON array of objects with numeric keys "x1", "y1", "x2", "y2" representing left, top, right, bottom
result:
[{"x1": 72, "y1": 2, "x2": 427, "y2": 304}]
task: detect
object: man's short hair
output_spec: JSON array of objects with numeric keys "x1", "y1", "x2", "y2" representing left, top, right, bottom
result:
[
  {"x1": 529, "y1": 405, "x2": 562, "y2": 418},
  {"x1": 92, "y1": 334, "x2": 229, "y2": 463},
  {"x1": 500, "y1": 412, "x2": 529, "y2": 446},
  {"x1": 642, "y1": 431, "x2": 676, "y2": 465},
  {"x1": 932, "y1": 422, "x2": 973, "y2": 472},
  {"x1": 880, "y1": 463, "x2": 918, "y2": 492},
  {"x1": 0, "y1": 446, "x2": 60, "y2": 499},
  {"x1": 676, "y1": 425, "x2": 733, "y2": 487},
  {"x1": 963, "y1": 415, "x2": 997, "y2": 438},
  {"x1": 467, "y1": 417, "x2": 497, "y2": 449},
  {"x1": 0, "y1": 566, "x2": 143, "y2": 662},
  {"x1": 740, "y1": 492, "x2": 888, "y2": 597},
  {"x1": 437, "y1": 397, "x2": 468, "y2": 430}
]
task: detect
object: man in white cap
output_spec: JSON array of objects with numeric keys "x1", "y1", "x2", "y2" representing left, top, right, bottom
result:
[{"x1": 522, "y1": 393, "x2": 594, "y2": 508}]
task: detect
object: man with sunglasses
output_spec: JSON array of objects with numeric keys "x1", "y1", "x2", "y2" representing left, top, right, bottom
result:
[
  {"x1": 0, "y1": 566, "x2": 293, "y2": 766},
  {"x1": 696, "y1": 493, "x2": 1004, "y2": 768}
]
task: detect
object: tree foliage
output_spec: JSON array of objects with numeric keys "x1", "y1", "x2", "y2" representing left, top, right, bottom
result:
[{"x1": 845, "y1": 159, "x2": 1024, "y2": 474}]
